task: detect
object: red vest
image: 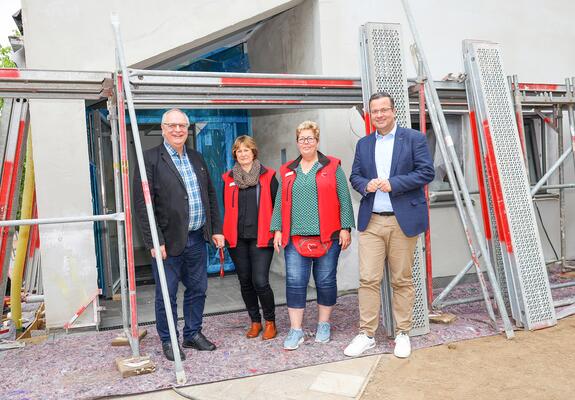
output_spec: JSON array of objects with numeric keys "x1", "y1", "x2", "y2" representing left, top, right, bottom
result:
[
  {"x1": 222, "y1": 167, "x2": 275, "y2": 248},
  {"x1": 279, "y1": 156, "x2": 342, "y2": 247}
]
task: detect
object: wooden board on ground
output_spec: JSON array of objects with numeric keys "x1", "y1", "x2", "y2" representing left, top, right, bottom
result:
[
  {"x1": 111, "y1": 329, "x2": 148, "y2": 346},
  {"x1": 116, "y1": 356, "x2": 156, "y2": 378},
  {"x1": 17, "y1": 303, "x2": 45, "y2": 340},
  {"x1": 429, "y1": 312, "x2": 457, "y2": 324}
]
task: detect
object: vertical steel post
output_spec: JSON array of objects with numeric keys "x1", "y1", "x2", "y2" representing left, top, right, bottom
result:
[
  {"x1": 554, "y1": 105, "x2": 566, "y2": 270},
  {"x1": 421, "y1": 77, "x2": 497, "y2": 327},
  {"x1": 510, "y1": 75, "x2": 529, "y2": 176},
  {"x1": 116, "y1": 73, "x2": 142, "y2": 357},
  {"x1": 93, "y1": 111, "x2": 115, "y2": 297},
  {"x1": 566, "y1": 78, "x2": 575, "y2": 169},
  {"x1": 111, "y1": 15, "x2": 186, "y2": 384},
  {"x1": 107, "y1": 92, "x2": 133, "y2": 354},
  {"x1": 402, "y1": 0, "x2": 514, "y2": 338},
  {"x1": 416, "y1": 61, "x2": 433, "y2": 306}
]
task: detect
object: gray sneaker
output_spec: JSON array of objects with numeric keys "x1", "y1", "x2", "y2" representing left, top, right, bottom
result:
[
  {"x1": 315, "y1": 322, "x2": 331, "y2": 343},
  {"x1": 283, "y1": 328, "x2": 304, "y2": 350}
]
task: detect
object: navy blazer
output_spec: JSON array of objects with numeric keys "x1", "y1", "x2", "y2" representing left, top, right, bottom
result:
[
  {"x1": 133, "y1": 144, "x2": 222, "y2": 257},
  {"x1": 350, "y1": 126, "x2": 435, "y2": 237}
]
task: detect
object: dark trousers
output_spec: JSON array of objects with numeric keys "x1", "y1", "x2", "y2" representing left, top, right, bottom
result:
[
  {"x1": 151, "y1": 229, "x2": 207, "y2": 343},
  {"x1": 228, "y1": 238, "x2": 275, "y2": 322}
]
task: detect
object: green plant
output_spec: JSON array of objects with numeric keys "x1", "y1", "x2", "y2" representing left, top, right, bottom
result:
[{"x1": 0, "y1": 45, "x2": 17, "y2": 111}]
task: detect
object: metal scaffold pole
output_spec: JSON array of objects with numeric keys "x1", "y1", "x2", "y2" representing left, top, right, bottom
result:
[
  {"x1": 115, "y1": 70, "x2": 142, "y2": 358},
  {"x1": 111, "y1": 14, "x2": 186, "y2": 384},
  {"x1": 416, "y1": 58, "x2": 434, "y2": 307},
  {"x1": 566, "y1": 77, "x2": 575, "y2": 167},
  {"x1": 107, "y1": 89, "x2": 135, "y2": 354},
  {"x1": 401, "y1": 0, "x2": 515, "y2": 338}
]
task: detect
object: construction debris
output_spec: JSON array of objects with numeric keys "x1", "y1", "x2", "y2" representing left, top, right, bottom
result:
[
  {"x1": 115, "y1": 355, "x2": 156, "y2": 378},
  {"x1": 429, "y1": 312, "x2": 457, "y2": 324},
  {"x1": 111, "y1": 329, "x2": 147, "y2": 346}
]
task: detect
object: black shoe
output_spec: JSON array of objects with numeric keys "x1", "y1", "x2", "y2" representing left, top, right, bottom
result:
[
  {"x1": 183, "y1": 331, "x2": 216, "y2": 351},
  {"x1": 162, "y1": 341, "x2": 186, "y2": 361}
]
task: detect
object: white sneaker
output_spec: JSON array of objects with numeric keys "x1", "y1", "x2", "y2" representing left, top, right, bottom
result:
[
  {"x1": 344, "y1": 333, "x2": 376, "y2": 357},
  {"x1": 393, "y1": 332, "x2": 411, "y2": 358}
]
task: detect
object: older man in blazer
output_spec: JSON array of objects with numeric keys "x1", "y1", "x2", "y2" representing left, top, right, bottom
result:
[
  {"x1": 345, "y1": 92, "x2": 434, "y2": 359},
  {"x1": 134, "y1": 108, "x2": 224, "y2": 361}
]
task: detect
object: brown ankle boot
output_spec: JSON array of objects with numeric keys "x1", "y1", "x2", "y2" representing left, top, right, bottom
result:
[
  {"x1": 262, "y1": 321, "x2": 277, "y2": 340},
  {"x1": 246, "y1": 322, "x2": 262, "y2": 338}
]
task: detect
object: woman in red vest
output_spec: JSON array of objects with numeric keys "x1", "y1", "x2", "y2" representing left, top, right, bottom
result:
[
  {"x1": 222, "y1": 135, "x2": 279, "y2": 340},
  {"x1": 271, "y1": 121, "x2": 355, "y2": 350}
]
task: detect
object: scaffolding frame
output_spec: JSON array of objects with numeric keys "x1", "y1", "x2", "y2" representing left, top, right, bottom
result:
[
  {"x1": 0, "y1": 34, "x2": 573, "y2": 381},
  {"x1": 432, "y1": 77, "x2": 575, "y2": 315}
]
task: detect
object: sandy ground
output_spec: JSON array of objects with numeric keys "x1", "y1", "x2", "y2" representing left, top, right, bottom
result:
[{"x1": 362, "y1": 315, "x2": 575, "y2": 400}]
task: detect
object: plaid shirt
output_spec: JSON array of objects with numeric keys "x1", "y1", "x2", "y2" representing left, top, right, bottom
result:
[{"x1": 163, "y1": 141, "x2": 206, "y2": 231}]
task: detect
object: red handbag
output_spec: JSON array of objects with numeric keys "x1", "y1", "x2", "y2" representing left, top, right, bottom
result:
[{"x1": 291, "y1": 235, "x2": 332, "y2": 258}]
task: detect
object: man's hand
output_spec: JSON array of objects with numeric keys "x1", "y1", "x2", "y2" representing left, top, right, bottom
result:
[
  {"x1": 366, "y1": 178, "x2": 381, "y2": 193},
  {"x1": 378, "y1": 179, "x2": 392, "y2": 193},
  {"x1": 339, "y1": 229, "x2": 351, "y2": 250},
  {"x1": 273, "y1": 231, "x2": 282, "y2": 254},
  {"x1": 212, "y1": 234, "x2": 225, "y2": 248},
  {"x1": 151, "y1": 245, "x2": 167, "y2": 260}
]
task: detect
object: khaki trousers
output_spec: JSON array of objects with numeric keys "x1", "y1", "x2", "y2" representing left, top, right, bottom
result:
[{"x1": 358, "y1": 215, "x2": 418, "y2": 336}]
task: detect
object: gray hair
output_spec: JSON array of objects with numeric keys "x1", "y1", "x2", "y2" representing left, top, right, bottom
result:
[{"x1": 161, "y1": 108, "x2": 190, "y2": 125}]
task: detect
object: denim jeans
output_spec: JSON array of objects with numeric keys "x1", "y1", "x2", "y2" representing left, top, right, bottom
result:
[
  {"x1": 284, "y1": 239, "x2": 341, "y2": 308},
  {"x1": 151, "y1": 229, "x2": 207, "y2": 343}
]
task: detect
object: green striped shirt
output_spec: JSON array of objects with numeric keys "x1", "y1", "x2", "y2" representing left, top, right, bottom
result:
[{"x1": 270, "y1": 162, "x2": 355, "y2": 235}]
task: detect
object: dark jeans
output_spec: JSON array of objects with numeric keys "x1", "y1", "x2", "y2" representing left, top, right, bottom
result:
[
  {"x1": 228, "y1": 238, "x2": 275, "y2": 322},
  {"x1": 284, "y1": 239, "x2": 341, "y2": 308},
  {"x1": 151, "y1": 229, "x2": 207, "y2": 343}
]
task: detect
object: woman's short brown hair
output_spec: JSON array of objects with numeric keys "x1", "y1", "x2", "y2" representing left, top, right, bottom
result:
[
  {"x1": 295, "y1": 120, "x2": 320, "y2": 141},
  {"x1": 232, "y1": 135, "x2": 258, "y2": 160}
]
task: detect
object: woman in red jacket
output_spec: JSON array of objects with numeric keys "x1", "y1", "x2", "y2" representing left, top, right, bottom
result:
[{"x1": 222, "y1": 135, "x2": 279, "y2": 340}]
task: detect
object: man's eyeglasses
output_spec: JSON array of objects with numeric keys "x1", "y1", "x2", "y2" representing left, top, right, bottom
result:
[
  {"x1": 370, "y1": 107, "x2": 394, "y2": 116},
  {"x1": 297, "y1": 136, "x2": 317, "y2": 144},
  {"x1": 163, "y1": 123, "x2": 189, "y2": 130}
]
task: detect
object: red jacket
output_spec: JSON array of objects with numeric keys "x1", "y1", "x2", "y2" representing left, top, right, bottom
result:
[
  {"x1": 222, "y1": 166, "x2": 276, "y2": 248},
  {"x1": 279, "y1": 153, "x2": 342, "y2": 247}
]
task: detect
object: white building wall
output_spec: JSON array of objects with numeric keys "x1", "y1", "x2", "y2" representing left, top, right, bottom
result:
[
  {"x1": 248, "y1": 0, "x2": 575, "y2": 285},
  {"x1": 28, "y1": 100, "x2": 99, "y2": 328},
  {"x1": 247, "y1": 0, "x2": 326, "y2": 281},
  {"x1": 20, "y1": 0, "x2": 303, "y2": 327},
  {"x1": 315, "y1": 0, "x2": 575, "y2": 277},
  {"x1": 18, "y1": 0, "x2": 575, "y2": 316}
]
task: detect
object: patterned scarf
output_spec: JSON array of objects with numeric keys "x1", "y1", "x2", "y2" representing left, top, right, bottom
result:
[{"x1": 232, "y1": 159, "x2": 261, "y2": 189}]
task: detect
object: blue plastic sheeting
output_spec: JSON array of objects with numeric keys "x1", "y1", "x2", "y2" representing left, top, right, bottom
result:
[
  {"x1": 180, "y1": 43, "x2": 249, "y2": 73},
  {"x1": 196, "y1": 121, "x2": 249, "y2": 273},
  {"x1": 88, "y1": 43, "x2": 253, "y2": 283},
  {"x1": 86, "y1": 111, "x2": 106, "y2": 292}
]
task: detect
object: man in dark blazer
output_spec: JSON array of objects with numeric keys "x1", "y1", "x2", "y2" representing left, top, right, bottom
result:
[
  {"x1": 344, "y1": 92, "x2": 434, "y2": 359},
  {"x1": 133, "y1": 108, "x2": 224, "y2": 361}
]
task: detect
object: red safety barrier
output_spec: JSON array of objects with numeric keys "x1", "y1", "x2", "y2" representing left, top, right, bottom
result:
[
  {"x1": 469, "y1": 111, "x2": 492, "y2": 241},
  {"x1": 482, "y1": 121, "x2": 513, "y2": 254},
  {"x1": 117, "y1": 75, "x2": 140, "y2": 342},
  {"x1": 221, "y1": 77, "x2": 358, "y2": 88},
  {"x1": 0, "y1": 103, "x2": 27, "y2": 281},
  {"x1": 0, "y1": 69, "x2": 20, "y2": 78}
]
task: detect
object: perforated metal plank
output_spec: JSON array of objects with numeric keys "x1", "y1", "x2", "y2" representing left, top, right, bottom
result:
[
  {"x1": 465, "y1": 72, "x2": 518, "y2": 323},
  {"x1": 463, "y1": 40, "x2": 556, "y2": 330},
  {"x1": 466, "y1": 64, "x2": 526, "y2": 327},
  {"x1": 360, "y1": 22, "x2": 429, "y2": 337}
]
